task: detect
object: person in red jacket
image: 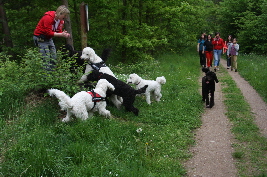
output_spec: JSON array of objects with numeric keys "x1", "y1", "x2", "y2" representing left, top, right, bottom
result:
[
  {"x1": 212, "y1": 32, "x2": 224, "y2": 72},
  {"x1": 33, "y1": 5, "x2": 70, "y2": 71}
]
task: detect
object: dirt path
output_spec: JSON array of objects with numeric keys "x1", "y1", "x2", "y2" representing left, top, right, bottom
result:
[
  {"x1": 185, "y1": 65, "x2": 237, "y2": 177},
  {"x1": 185, "y1": 58, "x2": 267, "y2": 176},
  {"x1": 221, "y1": 59, "x2": 267, "y2": 137}
]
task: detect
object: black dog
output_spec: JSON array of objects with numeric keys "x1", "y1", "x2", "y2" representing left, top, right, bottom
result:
[
  {"x1": 202, "y1": 67, "x2": 219, "y2": 108},
  {"x1": 86, "y1": 70, "x2": 148, "y2": 116}
]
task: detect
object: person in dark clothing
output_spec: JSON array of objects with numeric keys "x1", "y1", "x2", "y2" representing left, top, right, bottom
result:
[
  {"x1": 197, "y1": 33, "x2": 206, "y2": 67},
  {"x1": 203, "y1": 34, "x2": 213, "y2": 68}
]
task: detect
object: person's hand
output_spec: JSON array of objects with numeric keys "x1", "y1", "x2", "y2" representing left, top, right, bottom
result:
[
  {"x1": 202, "y1": 50, "x2": 204, "y2": 54},
  {"x1": 62, "y1": 30, "x2": 70, "y2": 38}
]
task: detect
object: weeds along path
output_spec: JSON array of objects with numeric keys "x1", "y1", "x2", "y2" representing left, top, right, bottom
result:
[
  {"x1": 185, "y1": 65, "x2": 237, "y2": 177},
  {"x1": 220, "y1": 59, "x2": 267, "y2": 137}
]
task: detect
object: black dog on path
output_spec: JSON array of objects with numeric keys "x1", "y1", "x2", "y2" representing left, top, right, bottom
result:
[
  {"x1": 202, "y1": 67, "x2": 219, "y2": 108},
  {"x1": 86, "y1": 70, "x2": 148, "y2": 116}
]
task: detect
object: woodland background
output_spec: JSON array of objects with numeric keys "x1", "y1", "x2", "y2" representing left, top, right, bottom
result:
[{"x1": 1, "y1": 0, "x2": 267, "y2": 63}]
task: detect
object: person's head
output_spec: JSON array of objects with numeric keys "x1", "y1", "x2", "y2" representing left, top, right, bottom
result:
[
  {"x1": 232, "y1": 38, "x2": 237, "y2": 44},
  {"x1": 199, "y1": 33, "x2": 205, "y2": 40},
  {"x1": 55, "y1": 5, "x2": 70, "y2": 20},
  {"x1": 215, "y1": 32, "x2": 220, "y2": 38},
  {"x1": 207, "y1": 34, "x2": 212, "y2": 40},
  {"x1": 227, "y1": 35, "x2": 232, "y2": 42}
]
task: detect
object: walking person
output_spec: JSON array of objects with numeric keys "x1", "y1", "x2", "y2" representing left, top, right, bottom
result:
[
  {"x1": 212, "y1": 32, "x2": 224, "y2": 72},
  {"x1": 197, "y1": 33, "x2": 206, "y2": 67},
  {"x1": 203, "y1": 34, "x2": 213, "y2": 68},
  {"x1": 225, "y1": 35, "x2": 233, "y2": 69},
  {"x1": 227, "y1": 38, "x2": 239, "y2": 72},
  {"x1": 33, "y1": 5, "x2": 70, "y2": 71}
]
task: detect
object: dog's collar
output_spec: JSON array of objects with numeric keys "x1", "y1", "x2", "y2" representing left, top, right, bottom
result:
[
  {"x1": 136, "y1": 81, "x2": 141, "y2": 85},
  {"x1": 90, "y1": 62, "x2": 106, "y2": 71},
  {"x1": 98, "y1": 73, "x2": 103, "y2": 79}
]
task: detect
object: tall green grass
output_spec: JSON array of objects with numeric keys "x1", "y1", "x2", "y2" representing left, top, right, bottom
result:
[
  {"x1": 0, "y1": 50, "x2": 202, "y2": 176},
  {"x1": 238, "y1": 54, "x2": 267, "y2": 103}
]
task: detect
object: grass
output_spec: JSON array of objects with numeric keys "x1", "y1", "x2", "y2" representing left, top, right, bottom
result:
[
  {"x1": 219, "y1": 62, "x2": 267, "y2": 177},
  {"x1": 1, "y1": 49, "x2": 267, "y2": 176},
  {"x1": 0, "y1": 50, "x2": 202, "y2": 176},
  {"x1": 238, "y1": 54, "x2": 267, "y2": 103}
]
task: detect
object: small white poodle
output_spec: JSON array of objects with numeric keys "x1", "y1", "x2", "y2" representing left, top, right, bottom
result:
[
  {"x1": 48, "y1": 79, "x2": 115, "y2": 122},
  {"x1": 79, "y1": 47, "x2": 115, "y2": 83},
  {"x1": 127, "y1": 73, "x2": 166, "y2": 104}
]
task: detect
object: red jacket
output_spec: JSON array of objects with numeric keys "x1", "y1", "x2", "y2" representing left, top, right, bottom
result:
[
  {"x1": 34, "y1": 11, "x2": 64, "y2": 39},
  {"x1": 212, "y1": 38, "x2": 224, "y2": 50}
]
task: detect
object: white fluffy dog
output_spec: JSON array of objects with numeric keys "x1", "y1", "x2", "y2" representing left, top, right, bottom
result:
[
  {"x1": 48, "y1": 79, "x2": 115, "y2": 122},
  {"x1": 78, "y1": 47, "x2": 122, "y2": 108},
  {"x1": 79, "y1": 47, "x2": 115, "y2": 83},
  {"x1": 127, "y1": 73, "x2": 166, "y2": 104}
]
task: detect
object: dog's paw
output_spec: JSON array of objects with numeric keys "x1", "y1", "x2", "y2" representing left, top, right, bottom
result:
[{"x1": 62, "y1": 117, "x2": 70, "y2": 122}]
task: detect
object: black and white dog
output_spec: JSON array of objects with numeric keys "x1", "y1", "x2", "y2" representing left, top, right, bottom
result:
[
  {"x1": 86, "y1": 70, "x2": 148, "y2": 116},
  {"x1": 202, "y1": 67, "x2": 219, "y2": 108}
]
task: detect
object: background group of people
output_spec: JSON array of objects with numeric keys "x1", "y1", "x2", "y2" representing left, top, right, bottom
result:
[{"x1": 197, "y1": 32, "x2": 240, "y2": 72}]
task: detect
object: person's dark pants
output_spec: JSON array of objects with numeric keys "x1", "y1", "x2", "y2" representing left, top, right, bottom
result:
[
  {"x1": 227, "y1": 54, "x2": 231, "y2": 68},
  {"x1": 199, "y1": 50, "x2": 206, "y2": 67}
]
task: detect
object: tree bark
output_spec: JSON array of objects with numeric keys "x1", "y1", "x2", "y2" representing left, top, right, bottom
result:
[
  {"x1": 0, "y1": 1, "x2": 13, "y2": 49},
  {"x1": 62, "y1": 0, "x2": 74, "y2": 48}
]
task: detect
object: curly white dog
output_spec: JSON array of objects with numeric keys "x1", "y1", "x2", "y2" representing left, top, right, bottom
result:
[
  {"x1": 79, "y1": 47, "x2": 115, "y2": 82},
  {"x1": 48, "y1": 79, "x2": 115, "y2": 122},
  {"x1": 127, "y1": 73, "x2": 166, "y2": 104}
]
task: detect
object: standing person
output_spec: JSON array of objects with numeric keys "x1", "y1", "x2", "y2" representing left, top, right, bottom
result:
[
  {"x1": 203, "y1": 34, "x2": 213, "y2": 68},
  {"x1": 224, "y1": 35, "x2": 233, "y2": 69},
  {"x1": 33, "y1": 5, "x2": 70, "y2": 71},
  {"x1": 227, "y1": 38, "x2": 239, "y2": 72},
  {"x1": 197, "y1": 33, "x2": 206, "y2": 67},
  {"x1": 212, "y1": 32, "x2": 224, "y2": 72}
]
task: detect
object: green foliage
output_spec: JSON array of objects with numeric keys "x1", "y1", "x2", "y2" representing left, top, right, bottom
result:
[
  {"x1": 216, "y1": 0, "x2": 267, "y2": 54},
  {"x1": 0, "y1": 48, "x2": 85, "y2": 121},
  {"x1": 2, "y1": 0, "x2": 210, "y2": 63}
]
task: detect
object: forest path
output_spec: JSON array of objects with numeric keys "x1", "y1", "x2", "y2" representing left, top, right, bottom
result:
[
  {"x1": 185, "y1": 60, "x2": 237, "y2": 177},
  {"x1": 185, "y1": 58, "x2": 267, "y2": 176}
]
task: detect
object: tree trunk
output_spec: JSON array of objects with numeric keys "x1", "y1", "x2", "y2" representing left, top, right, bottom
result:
[
  {"x1": 0, "y1": 1, "x2": 13, "y2": 49},
  {"x1": 62, "y1": 0, "x2": 74, "y2": 48},
  {"x1": 121, "y1": 0, "x2": 127, "y2": 63}
]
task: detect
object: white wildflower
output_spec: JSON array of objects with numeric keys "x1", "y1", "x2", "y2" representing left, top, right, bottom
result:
[{"x1": 136, "y1": 128, "x2": 142, "y2": 133}]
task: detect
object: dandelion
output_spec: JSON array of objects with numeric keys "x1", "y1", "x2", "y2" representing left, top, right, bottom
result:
[{"x1": 136, "y1": 128, "x2": 142, "y2": 133}]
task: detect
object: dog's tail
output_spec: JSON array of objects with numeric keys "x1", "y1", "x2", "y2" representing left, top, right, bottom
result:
[
  {"x1": 48, "y1": 89, "x2": 72, "y2": 110},
  {"x1": 156, "y1": 76, "x2": 166, "y2": 85},
  {"x1": 135, "y1": 85, "x2": 148, "y2": 94},
  {"x1": 101, "y1": 48, "x2": 112, "y2": 62}
]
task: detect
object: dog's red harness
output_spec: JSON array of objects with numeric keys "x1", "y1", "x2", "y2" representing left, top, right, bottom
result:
[
  {"x1": 87, "y1": 90, "x2": 106, "y2": 102},
  {"x1": 87, "y1": 90, "x2": 106, "y2": 110}
]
